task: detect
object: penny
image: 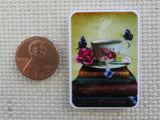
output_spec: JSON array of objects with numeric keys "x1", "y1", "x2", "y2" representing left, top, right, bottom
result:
[{"x1": 16, "y1": 36, "x2": 59, "y2": 80}]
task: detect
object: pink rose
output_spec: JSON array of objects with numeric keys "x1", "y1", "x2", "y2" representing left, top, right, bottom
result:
[
  {"x1": 75, "y1": 48, "x2": 95, "y2": 65},
  {"x1": 108, "y1": 51, "x2": 116, "y2": 59},
  {"x1": 102, "y1": 47, "x2": 110, "y2": 54}
]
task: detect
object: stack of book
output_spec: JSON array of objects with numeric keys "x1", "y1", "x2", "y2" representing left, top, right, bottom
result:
[{"x1": 72, "y1": 65, "x2": 138, "y2": 107}]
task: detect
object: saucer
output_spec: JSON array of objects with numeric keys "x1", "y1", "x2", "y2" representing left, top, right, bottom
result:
[{"x1": 89, "y1": 55, "x2": 132, "y2": 69}]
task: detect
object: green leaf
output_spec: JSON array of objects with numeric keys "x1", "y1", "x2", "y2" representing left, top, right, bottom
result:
[
  {"x1": 76, "y1": 48, "x2": 80, "y2": 50},
  {"x1": 86, "y1": 47, "x2": 91, "y2": 49}
]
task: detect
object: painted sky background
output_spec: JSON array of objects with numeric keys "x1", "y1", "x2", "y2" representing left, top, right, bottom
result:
[{"x1": 71, "y1": 12, "x2": 138, "y2": 80}]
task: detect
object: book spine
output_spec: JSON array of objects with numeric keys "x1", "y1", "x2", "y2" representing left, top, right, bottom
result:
[
  {"x1": 72, "y1": 96, "x2": 136, "y2": 107},
  {"x1": 114, "y1": 71, "x2": 130, "y2": 78},
  {"x1": 74, "y1": 76, "x2": 136, "y2": 84},
  {"x1": 78, "y1": 71, "x2": 130, "y2": 78},
  {"x1": 72, "y1": 83, "x2": 137, "y2": 97}
]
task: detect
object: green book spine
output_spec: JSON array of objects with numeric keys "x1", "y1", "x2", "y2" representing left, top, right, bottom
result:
[{"x1": 74, "y1": 72, "x2": 136, "y2": 85}]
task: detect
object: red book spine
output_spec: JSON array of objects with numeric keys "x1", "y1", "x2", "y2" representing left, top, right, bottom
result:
[
  {"x1": 73, "y1": 83, "x2": 137, "y2": 97},
  {"x1": 78, "y1": 66, "x2": 130, "y2": 78},
  {"x1": 79, "y1": 71, "x2": 130, "y2": 78}
]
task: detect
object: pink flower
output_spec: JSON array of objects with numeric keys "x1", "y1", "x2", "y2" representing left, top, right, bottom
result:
[
  {"x1": 75, "y1": 48, "x2": 95, "y2": 65},
  {"x1": 97, "y1": 53, "x2": 104, "y2": 58},
  {"x1": 108, "y1": 51, "x2": 116, "y2": 59},
  {"x1": 104, "y1": 57, "x2": 108, "y2": 61},
  {"x1": 102, "y1": 47, "x2": 110, "y2": 54}
]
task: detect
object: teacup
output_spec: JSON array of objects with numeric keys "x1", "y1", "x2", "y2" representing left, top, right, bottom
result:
[{"x1": 91, "y1": 40, "x2": 131, "y2": 64}]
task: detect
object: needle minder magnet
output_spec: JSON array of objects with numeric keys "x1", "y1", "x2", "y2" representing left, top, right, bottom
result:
[{"x1": 69, "y1": 10, "x2": 139, "y2": 109}]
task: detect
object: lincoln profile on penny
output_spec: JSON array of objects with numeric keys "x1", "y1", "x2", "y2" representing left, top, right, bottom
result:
[{"x1": 23, "y1": 40, "x2": 49, "y2": 79}]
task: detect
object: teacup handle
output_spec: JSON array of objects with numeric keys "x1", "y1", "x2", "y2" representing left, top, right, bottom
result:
[{"x1": 120, "y1": 41, "x2": 131, "y2": 53}]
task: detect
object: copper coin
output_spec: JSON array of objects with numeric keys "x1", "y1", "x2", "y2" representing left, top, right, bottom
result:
[{"x1": 16, "y1": 36, "x2": 59, "y2": 80}]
